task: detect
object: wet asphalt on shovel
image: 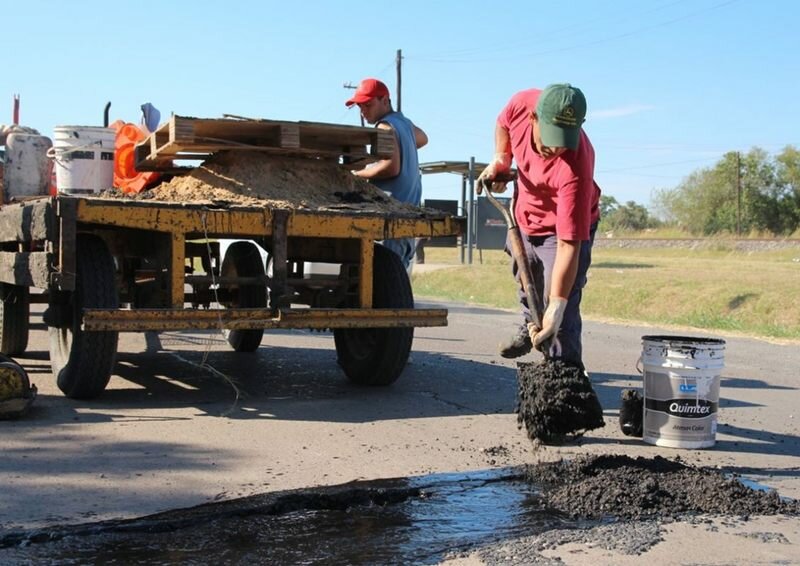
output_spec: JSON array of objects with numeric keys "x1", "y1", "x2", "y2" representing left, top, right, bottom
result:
[{"x1": 480, "y1": 178, "x2": 604, "y2": 444}]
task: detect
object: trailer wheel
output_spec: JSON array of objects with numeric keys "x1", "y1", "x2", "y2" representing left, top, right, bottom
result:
[
  {"x1": 334, "y1": 245, "x2": 414, "y2": 386},
  {"x1": 0, "y1": 284, "x2": 29, "y2": 355},
  {"x1": 49, "y1": 235, "x2": 119, "y2": 399},
  {"x1": 221, "y1": 241, "x2": 267, "y2": 352}
]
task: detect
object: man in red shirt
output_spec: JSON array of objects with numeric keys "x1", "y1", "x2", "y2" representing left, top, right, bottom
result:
[{"x1": 478, "y1": 84, "x2": 601, "y2": 368}]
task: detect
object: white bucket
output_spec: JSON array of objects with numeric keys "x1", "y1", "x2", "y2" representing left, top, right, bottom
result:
[
  {"x1": 50, "y1": 126, "x2": 115, "y2": 195},
  {"x1": 641, "y1": 335, "x2": 725, "y2": 449},
  {"x1": 3, "y1": 133, "x2": 53, "y2": 202}
]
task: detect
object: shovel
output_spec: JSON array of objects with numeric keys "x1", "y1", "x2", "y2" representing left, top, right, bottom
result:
[
  {"x1": 479, "y1": 176, "x2": 604, "y2": 443},
  {"x1": 479, "y1": 175, "x2": 551, "y2": 353}
]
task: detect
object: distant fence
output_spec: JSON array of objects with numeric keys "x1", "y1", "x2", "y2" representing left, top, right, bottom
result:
[{"x1": 593, "y1": 238, "x2": 800, "y2": 251}]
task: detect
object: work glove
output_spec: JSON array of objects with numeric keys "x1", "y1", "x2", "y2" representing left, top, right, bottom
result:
[
  {"x1": 531, "y1": 297, "x2": 568, "y2": 354},
  {"x1": 476, "y1": 152, "x2": 511, "y2": 195}
]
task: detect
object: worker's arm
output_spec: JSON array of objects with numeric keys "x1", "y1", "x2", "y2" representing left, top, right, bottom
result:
[
  {"x1": 352, "y1": 122, "x2": 401, "y2": 180},
  {"x1": 413, "y1": 124, "x2": 428, "y2": 149},
  {"x1": 476, "y1": 123, "x2": 512, "y2": 193},
  {"x1": 493, "y1": 122, "x2": 512, "y2": 164}
]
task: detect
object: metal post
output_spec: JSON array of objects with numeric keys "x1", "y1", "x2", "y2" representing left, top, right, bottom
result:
[
  {"x1": 467, "y1": 157, "x2": 475, "y2": 265},
  {"x1": 396, "y1": 49, "x2": 402, "y2": 112},
  {"x1": 736, "y1": 151, "x2": 741, "y2": 237},
  {"x1": 460, "y1": 174, "x2": 466, "y2": 264}
]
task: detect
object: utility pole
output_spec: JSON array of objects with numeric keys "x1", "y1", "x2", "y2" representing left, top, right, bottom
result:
[
  {"x1": 12, "y1": 94, "x2": 20, "y2": 125},
  {"x1": 736, "y1": 151, "x2": 741, "y2": 237},
  {"x1": 343, "y1": 82, "x2": 364, "y2": 126},
  {"x1": 396, "y1": 49, "x2": 402, "y2": 112}
]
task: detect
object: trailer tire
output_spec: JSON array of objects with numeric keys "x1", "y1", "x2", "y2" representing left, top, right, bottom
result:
[
  {"x1": 0, "y1": 284, "x2": 29, "y2": 356},
  {"x1": 334, "y1": 245, "x2": 413, "y2": 386},
  {"x1": 221, "y1": 241, "x2": 267, "y2": 352},
  {"x1": 49, "y1": 235, "x2": 119, "y2": 399}
]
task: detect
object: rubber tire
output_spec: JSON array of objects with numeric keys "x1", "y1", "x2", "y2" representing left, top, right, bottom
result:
[
  {"x1": 49, "y1": 235, "x2": 119, "y2": 399},
  {"x1": 221, "y1": 241, "x2": 267, "y2": 352},
  {"x1": 334, "y1": 245, "x2": 414, "y2": 386},
  {"x1": 0, "y1": 283, "x2": 29, "y2": 356}
]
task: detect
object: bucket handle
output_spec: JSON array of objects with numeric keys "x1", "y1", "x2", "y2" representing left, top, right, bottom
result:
[
  {"x1": 46, "y1": 140, "x2": 110, "y2": 165},
  {"x1": 636, "y1": 356, "x2": 643, "y2": 374}
]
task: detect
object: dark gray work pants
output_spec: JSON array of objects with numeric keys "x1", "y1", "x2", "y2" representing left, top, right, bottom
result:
[{"x1": 506, "y1": 224, "x2": 597, "y2": 367}]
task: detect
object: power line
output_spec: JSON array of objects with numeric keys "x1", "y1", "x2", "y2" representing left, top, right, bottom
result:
[
  {"x1": 597, "y1": 157, "x2": 721, "y2": 174},
  {"x1": 415, "y1": 0, "x2": 691, "y2": 60},
  {"x1": 410, "y1": 0, "x2": 740, "y2": 64}
]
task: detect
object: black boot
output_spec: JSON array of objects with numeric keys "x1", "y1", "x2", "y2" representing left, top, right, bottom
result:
[{"x1": 498, "y1": 325, "x2": 532, "y2": 359}]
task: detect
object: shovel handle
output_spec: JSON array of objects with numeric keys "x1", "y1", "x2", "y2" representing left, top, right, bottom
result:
[{"x1": 481, "y1": 179, "x2": 545, "y2": 330}]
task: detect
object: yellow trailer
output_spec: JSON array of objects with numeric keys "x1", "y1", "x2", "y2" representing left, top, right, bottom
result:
[{"x1": 0, "y1": 116, "x2": 463, "y2": 399}]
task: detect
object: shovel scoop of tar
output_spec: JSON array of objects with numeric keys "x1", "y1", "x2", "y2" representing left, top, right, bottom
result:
[{"x1": 516, "y1": 359, "x2": 605, "y2": 444}]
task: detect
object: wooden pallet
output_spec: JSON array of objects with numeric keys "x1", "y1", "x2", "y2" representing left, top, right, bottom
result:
[{"x1": 134, "y1": 115, "x2": 395, "y2": 172}]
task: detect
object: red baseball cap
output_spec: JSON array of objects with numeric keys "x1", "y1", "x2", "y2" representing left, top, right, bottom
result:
[{"x1": 345, "y1": 78, "x2": 390, "y2": 107}]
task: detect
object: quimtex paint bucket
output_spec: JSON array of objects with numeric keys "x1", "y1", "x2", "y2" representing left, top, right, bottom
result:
[{"x1": 641, "y1": 335, "x2": 725, "y2": 449}]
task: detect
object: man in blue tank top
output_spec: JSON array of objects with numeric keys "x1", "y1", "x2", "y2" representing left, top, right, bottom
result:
[{"x1": 346, "y1": 78, "x2": 428, "y2": 271}]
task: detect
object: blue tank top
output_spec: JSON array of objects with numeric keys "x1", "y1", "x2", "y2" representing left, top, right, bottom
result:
[{"x1": 373, "y1": 112, "x2": 422, "y2": 206}]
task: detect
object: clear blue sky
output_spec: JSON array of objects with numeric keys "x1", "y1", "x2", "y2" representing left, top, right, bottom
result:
[{"x1": 5, "y1": 0, "x2": 799, "y2": 207}]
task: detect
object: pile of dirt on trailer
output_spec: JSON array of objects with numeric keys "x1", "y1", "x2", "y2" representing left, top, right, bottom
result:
[
  {"x1": 114, "y1": 152, "x2": 438, "y2": 216},
  {"x1": 527, "y1": 454, "x2": 800, "y2": 520}
]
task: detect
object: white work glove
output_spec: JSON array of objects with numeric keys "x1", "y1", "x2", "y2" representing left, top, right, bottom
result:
[
  {"x1": 531, "y1": 297, "x2": 568, "y2": 354},
  {"x1": 476, "y1": 152, "x2": 511, "y2": 195}
]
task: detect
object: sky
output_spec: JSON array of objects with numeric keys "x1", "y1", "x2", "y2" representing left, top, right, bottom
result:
[{"x1": 4, "y1": 0, "x2": 799, "y2": 207}]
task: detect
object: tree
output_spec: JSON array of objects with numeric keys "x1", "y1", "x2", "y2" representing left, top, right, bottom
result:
[
  {"x1": 774, "y1": 146, "x2": 800, "y2": 233},
  {"x1": 600, "y1": 194, "x2": 619, "y2": 218},
  {"x1": 599, "y1": 197, "x2": 658, "y2": 232},
  {"x1": 614, "y1": 201, "x2": 655, "y2": 230},
  {"x1": 653, "y1": 146, "x2": 800, "y2": 236}
]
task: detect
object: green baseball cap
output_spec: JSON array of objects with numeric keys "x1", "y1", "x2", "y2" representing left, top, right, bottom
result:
[{"x1": 535, "y1": 83, "x2": 587, "y2": 150}]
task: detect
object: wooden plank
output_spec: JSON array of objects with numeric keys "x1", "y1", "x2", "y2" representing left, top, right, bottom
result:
[
  {"x1": 170, "y1": 233, "x2": 185, "y2": 307},
  {"x1": 358, "y1": 238, "x2": 373, "y2": 308},
  {"x1": 82, "y1": 307, "x2": 448, "y2": 332},
  {"x1": 134, "y1": 143, "x2": 152, "y2": 169},
  {"x1": 0, "y1": 251, "x2": 53, "y2": 288},
  {"x1": 270, "y1": 209, "x2": 290, "y2": 308},
  {"x1": 72, "y1": 198, "x2": 461, "y2": 240},
  {"x1": 372, "y1": 129, "x2": 396, "y2": 159},
  {"x1": 146, "y1": 145, "x2": 359, "y2": 162},
  {"x1": 278, "y1": 123, "x2": 301, "y2": 149},
  {"x1": 134, "y1": 115, "x2": 396, "y2": 171},
  {"x1": 171, "y1": 117, "x2": 195, "y2": 144},
  {"x1": 175, "y1": 117, "x2": 302, "y2": 149},
  {"x1": 0, "y1": 199, "x2": 54, "y2": 243},
  {"x1": 297, "y1": 121, "x2": 394, "y2": 159},
  {"x1": 153, "y1": 121, "x2": 172, "y2": 150}
]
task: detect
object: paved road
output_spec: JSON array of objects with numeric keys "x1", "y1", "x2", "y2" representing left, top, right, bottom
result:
[{"x1": 2, "y1": 301, "x2": 799, "y2": 563}]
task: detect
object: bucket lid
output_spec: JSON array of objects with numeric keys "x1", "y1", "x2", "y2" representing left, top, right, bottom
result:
[{"x1": 641, "y1": 335, "x2": 726, "y2": 347}]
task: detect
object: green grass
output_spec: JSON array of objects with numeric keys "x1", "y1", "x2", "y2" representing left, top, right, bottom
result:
[{"x1": 413, "y1": 246, "x2": 800, "y2": 341}]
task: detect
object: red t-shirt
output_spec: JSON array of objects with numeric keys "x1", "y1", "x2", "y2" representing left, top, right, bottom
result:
[{"x1": 497, "y1": 89, "x2": 601, "y2": 240}]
